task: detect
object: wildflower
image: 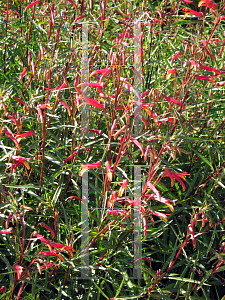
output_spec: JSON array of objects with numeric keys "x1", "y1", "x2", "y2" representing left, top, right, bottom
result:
[
  {"x1": 78, "y1": 94, "x2": 105, "y2": 110},
  {"x1": 144, "y1": 145, "x2": 150, "y2": 161},
  {"x1": 19, "y1": 67, "x2": 28, "y2": 82},
  {"x1": 149, "y1": 195, "x2": 178, "y2": 212},
  {"x1": 0, "y1": 286, "x2": 6, "y2": 293},
  {"x1": 5, "y1": 214, "x2": 13, "y2": 228},
  {"x1": 166, "y1": 68, "x2": 177, "y2": 79},
  {"x1": 195, "y1": 75, "x2": 218, "y2": 80},
  {"x1": 165, "y1": 168, "x2": 189, "y2": 191},
  {"x1": 40, "y1": 222, "x2": 55, "y2": 238},
  {"x1": 107, "y1": 192, "x2": 117, "y2": 209},
  {"x1": 3, "y1": 128, "x2": 21, "y2": 150},
  {"x1": 90, "y1": 68, "x2": 110, "y2": 78},
  {"x1": 67, "y1": 0, "x2": 78, "y2": 11},
  {"x1": 157, "y1": 117, "x2": 176, "y2": 125},
  {"x1": 39, "y1": 250, "x2": 65, "y2": 262},
  {"x1": 131, "y1": 137, "x2": 145, "y2": 157},
  {"x1": 79, "y1": 161, "x2": 102, "y2": 176},
  {"x1": 114, "y1": 126, "x2": 125, "y2": 140},
  {"x1": 107, "y1": 209, "x2": 129, "y2": 218},
  {"x1": 164, "y1": 94, "x2": 185, "y2": 108},
  {"x1": 11, "y1": 155, "x2": 32, "y2": 170},
  {"x1": 36, "y1": 103, "x2": 52, "y2": 123},
  {"x1": 105, "y1": 161, "x2": 112, "y2": 182},
  {"x1": 190, "y1": 58, "x2": 198, "y2": 71},
  {"x1": 14, "y1": 264, "x2": 23, "y2": 280},
  {"x1": 59, "y1": 99, "x2": 72, "y2": 116},
  {"x1": 119, "y1": 179, "x2": 129, "y2": 197},
  {"x1": 198, "y1": 0, "x2": 217, "y2": 10},
  {"x1": 183, "y1": 8, "x2": 203, "y2": 18},
  {"x1": 56, "y1": 82, "x2": 67, "y2": 99},
  {"x1": 188, "y1": 225, "x2": 196, "y2": 248},
  {"x1": 24, "y1": 0, "x2": 40, "y2": 12},
  {"x1": 33, "y1": 232, "x2": 53, "y2": 252},
  {"x1": 199, "y1": 64, "x2": 221, "y2": 75},
  {"x1": 77, "y1": 82, "x2": 104, "y2": 88},
  {"x1": 170, "y1": 51, "x2": 181, "y2": 66},
  {"x1": 51, "y1": 242, "x2": 75, "y2": 252},
  {"x1": 111, "y1": 120, "x2": 117, "y2": 137},
  {"x1": 147, "y1": 182, "x2": 161, "y2": 202},
  {"x1": 0, "y1": 228, "x2": 13, "y2": 234},
  {"x1": 143, "y1": 217, "x2": 147, "y2": 237},
  {"x1": 15, "y1": 130, "x2": 35, "y2": 140},
  {"x1": 148, "y1": 209, "x2": 168, "y2": 222}
]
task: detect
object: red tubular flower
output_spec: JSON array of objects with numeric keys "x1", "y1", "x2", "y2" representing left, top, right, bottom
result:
[
  {"x1": 198, "y1": 0, "x2": 217, "y2": 10},
  {"x1": 11, "y1": 155, "x2": 32, "y2": 170},
  {"x1": 164, "y1": 94, "x2": 185, "y2": 108},
  {"x1": 144, "y1": 145, "x2": 150, "y2": 161},
  {"x1": 78, "y1": 94, "x2": 105, "y2": 110},
  {"x1": 183, "y1": 8, "x2": 203, "y2": 18},
  {"x1": 166, "y1": 68, "x2": 177, "y2": 79},
  {"x1": 56, "y1": 82, "x2": 67, "y2": 99},
  {"x1": 199, "y1": 64, "x2": 221, "y2": 75},
  {"x1": 158, "y1": 117, "x2": 176, "y2": 125},
  {"x1": 79, "y1": 161, "x2": 102, "y2": 176},
  {"x1": 51, "y1": 242, "x2": 75, "y2": 253},
  {"x1": 119, "y1": 179, "x2": 129, "y2": 197},
  {"x1": 143, "y1": 217, "x2": 147, "y2": 237},
  {"x1": 150, "y1": 195, "x2": 178, "y2": 212},
  {"x1": 190, "y1": 58, "x2": 198, "y2": 71},
  {"x1": 0, "y1": 286, "x2": 6, "y2": 293},
  {"x1": 107, "y1": 192, "x2": 117, "y2": 209},
  {"x1": 147, "y1": 182, "x2": 161, "y2": 202},
  {"x1": 50, "y1": 10, "x2": 55, "y2": 25},
  {"x1": 40, "y1": 223, "x2": 55, "y2": 238},
  {"x1": 3, "y1": 128, "x2": 21, "y2": 150},
  {"x1": 107, "y1": 209, "x2": 129, "y2": 217},
  {"x1": 19, "y1": 67, "x2": 27, "y2": 82},
  {"x1": 170, "y1": 51, "x2": 181, "y2": 66},
  {"x1": 90, "y1": 68, "x2": 110, "y2": 78},
  {"x1": 59, "y1": 99, "x2": 72, "y2": 116},
  {"x1": 40, "y1": 250, "x2": 65, "y2": 262},
  {"x1": 131, "y1": 137, "x2": 145, "y2": 157},
  {"x1": 0, "y1": 228, "x2": 13, "y2": 234},
  {"x1": 188, "y1": 225, "x2": 196, "y2": 248},
  {"x1": 114, "y1": 126, "x2": 125, "y2": 140},
  {"x1": 5, "y1": 214, "x2": 13, "y2": 229},
  {"x1": 165, "y1": 168, "x2": 189, "y2": 191},
  {"x1": 24, "y1": 0, "x2": 40, "y2": 12},
  {"x1": 148, "y1": 209, "x2": 168, "y2": 222},
  {"x1": 15, "y1": 130, "x2": 35, "y2": 139},
  {"x1": 33, "y1": 232, "x2": 53, "y2": 252},
  {"x1": 14, "y1": 264, "x2": 23, "y2": 280},
  {"x1": 105, "y1": 161, "x2": 112, "y2": 182},
  {"x1": 13, "y1": 96, "x2": 26, "y2": 106},
  {"x1": 111, "y1": 120, "x2": 117, "y2": 137},
  {"x1": 67, "y1": 0, "x2": 78, "y2": 11},
  {"x1": 77, "y1": 82, "x2": 104, "y2": 88}
]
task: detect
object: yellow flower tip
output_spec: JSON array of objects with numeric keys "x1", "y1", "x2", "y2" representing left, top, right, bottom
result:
[
  {"x1": 23, "y1": 161, "x2": 30, "y2": 170},
  {"x1": 79, "y1": 167, "x2": 88, "y2": 177},
  {"x1": 161, "y1": 216, "x2": 167, "y2": 222},
  {"x1": 166, "y1": 203, "x2": 174, "y2": 212}
]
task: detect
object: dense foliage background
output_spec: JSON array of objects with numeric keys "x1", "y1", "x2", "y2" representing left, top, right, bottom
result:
[{"x1": 0, "y1": 0, "x2": 225, "y2": 299}]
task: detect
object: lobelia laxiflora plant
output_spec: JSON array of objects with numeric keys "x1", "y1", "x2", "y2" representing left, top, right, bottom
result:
[{"x1": 0, "y1": 0, "x2": 224, "y2": 298}]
